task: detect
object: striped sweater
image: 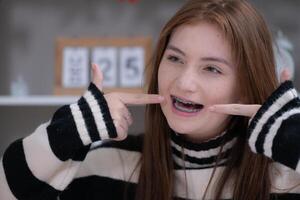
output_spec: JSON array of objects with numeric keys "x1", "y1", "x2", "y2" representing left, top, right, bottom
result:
[{"x1": 1, "y1": 81, "x2": 300, "y2": 199}]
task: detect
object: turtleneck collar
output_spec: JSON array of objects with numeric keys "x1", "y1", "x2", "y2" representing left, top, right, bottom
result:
[{"x1": 170, "y1": 130, "x2": 238, "y2": 169}]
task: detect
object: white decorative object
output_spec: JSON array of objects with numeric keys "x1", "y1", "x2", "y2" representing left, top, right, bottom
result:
[
  {"x1": 273, "y1": 31, "x2": 295, "y2": 80},
  {"x1": 92, "y1": 47, "x2": 118, "y2": 87},
  {"x1": 62, "y1": 47, "x2": 89, "y2": 88},
  {"x1": 119, "y1": 47, "x2": 144, "y2": 87},
  {"x1": 10, "y1": 75, "x2": 29, "y2": 96}
]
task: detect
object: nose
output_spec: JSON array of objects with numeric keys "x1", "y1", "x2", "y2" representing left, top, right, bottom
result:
[{"x1": 175, "y1": 68, "x2": 198, "y2": 93}]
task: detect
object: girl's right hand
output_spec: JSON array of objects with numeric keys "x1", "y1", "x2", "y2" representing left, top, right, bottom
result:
[{"x1": 91, "y1": 63, "x2": 164, "y2": 141}]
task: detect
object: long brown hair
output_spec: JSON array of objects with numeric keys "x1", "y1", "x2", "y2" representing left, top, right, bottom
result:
[{"x1": 135, "y1": 0, "x2": 278, "y2": 199}]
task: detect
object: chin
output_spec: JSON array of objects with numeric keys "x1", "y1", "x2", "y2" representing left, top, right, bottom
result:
[
  {"x1": 166, "y1": 116, "x2": 225, "y2": 141},
  {"x1": 167, "y1": 119, "x2": 198, "y2": 135}
]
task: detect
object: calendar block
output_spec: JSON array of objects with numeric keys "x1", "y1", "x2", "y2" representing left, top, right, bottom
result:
[
  {"x1": 120, "y1": 47, "x2": 144, "y2": 87},
  {"x1": 62, "y1": 47, "x2": 89, "y2": 88},
  {"x1": 92, "y1": 47, "x2": 118, "y2": 87},
  {"x1": 55, "y1": 37, "x2": 151, "y2": 95}
]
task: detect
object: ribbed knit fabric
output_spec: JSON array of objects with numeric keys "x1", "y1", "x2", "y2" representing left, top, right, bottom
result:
[
  {"x1": 170, "y1": 130, "x2": 238, "y2": 169},
  {"x1": 46, "y1": 82, "x2": 117, "y2": 161},
  {"x1": 248, "y1": 81, "x2": 300, "y2": 171}
]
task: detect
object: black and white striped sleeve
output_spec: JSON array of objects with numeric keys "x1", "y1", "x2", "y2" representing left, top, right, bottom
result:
[
  {"x1": 47, "y1": 82, "x2": 117, "y2": 161},
  {"x1": 248, "y1": 81, "x2": 300, "y2": 172},
  {"x1": 0, "y1": 82, "x2": 117, "y2": 199}
]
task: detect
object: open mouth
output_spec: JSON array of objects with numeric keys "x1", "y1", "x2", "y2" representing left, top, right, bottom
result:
[{"x1": 171, "y1": 95, "x2": 204, "y2": 113}]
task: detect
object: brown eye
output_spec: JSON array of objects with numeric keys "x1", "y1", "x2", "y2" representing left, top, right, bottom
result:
[
  {"x1": 204, "y1": 66, "x2": 222, "y2": 74},
  {"x1": 167, "y1": 55, "x2": 183, "y2": 64}
]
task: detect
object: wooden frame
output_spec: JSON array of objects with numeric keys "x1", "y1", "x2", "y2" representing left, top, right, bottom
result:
[{"x1": 54, "y1": 37, "x2": 152, "y2": 95}]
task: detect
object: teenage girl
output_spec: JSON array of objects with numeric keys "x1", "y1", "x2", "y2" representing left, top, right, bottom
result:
[{"x1": 1, "y1": 0, "x2": 300, "y2": 199}]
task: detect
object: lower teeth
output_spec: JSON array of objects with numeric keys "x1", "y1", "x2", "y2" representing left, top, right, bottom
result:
[{"x1": 174, "y1": 102, "x2": 201, "y2": 113}]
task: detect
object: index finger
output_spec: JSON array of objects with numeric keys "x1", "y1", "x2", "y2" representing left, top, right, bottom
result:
[
  {"x1": 118, "y1": 93, "x2": 165, "y2": 105},
  {"x1": 208, "y1": 104, "x2": 261, "y2": 117}
]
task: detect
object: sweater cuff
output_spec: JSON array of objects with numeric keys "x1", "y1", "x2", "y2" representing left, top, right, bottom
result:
[
  {"x1": 248, "y1": 81, "x2": 299, "y2": 160},
  {"x1": 47, "y1": 82, "x2": 117, "y2": 161},
  {"x1": 71, "y1": 83, "x2": 117, "y2": 144}
]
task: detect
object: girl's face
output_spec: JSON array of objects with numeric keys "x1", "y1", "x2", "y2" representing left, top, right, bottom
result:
[{"x1": 158, "y1": 22, "x2": 240, "y2": 142}]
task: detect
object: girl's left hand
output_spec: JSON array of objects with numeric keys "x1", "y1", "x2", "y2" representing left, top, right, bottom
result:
[{"x1": 208, "y1": 68, "x2": 291, "y2": 117}]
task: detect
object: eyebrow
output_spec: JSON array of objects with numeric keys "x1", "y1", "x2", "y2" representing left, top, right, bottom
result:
[
  {"x1": 166, "y1": 45, "x2": 186, "y2": 56},
  {"x1": 166, "y1": 44, "x2": 233, "y2": 68},
  {"x1": 201, "y1": 57, "x2": 232, "y2": 68}
]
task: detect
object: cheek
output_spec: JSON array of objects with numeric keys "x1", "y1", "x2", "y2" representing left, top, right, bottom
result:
[
  {"x1": 158, "y1": 65, "x2": 175, "y2": 94},
  {"x1": 157, "y1": 67, "x2": 165, "y2": 93},
  {"x1": 204, "y1": 81, "x2": 239, "y2": 104}
]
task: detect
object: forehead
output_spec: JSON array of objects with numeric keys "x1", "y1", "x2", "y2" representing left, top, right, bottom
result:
[{"x1": 168, "y1": 22, "x2": 233, "y2": 62}]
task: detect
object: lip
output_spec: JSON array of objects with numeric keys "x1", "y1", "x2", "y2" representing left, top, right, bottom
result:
[{"x1": 170, "y1": 95, "x2": 204, "y2": 117}]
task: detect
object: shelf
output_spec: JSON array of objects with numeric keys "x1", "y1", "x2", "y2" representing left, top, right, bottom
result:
[{"x1": 0, "y1": 95, "x2": 79, "y2": 106}]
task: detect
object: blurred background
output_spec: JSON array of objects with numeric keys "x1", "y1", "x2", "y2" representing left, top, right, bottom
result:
[{"x1": 0, "y1": 0, "x2": 299, "y2": 155}]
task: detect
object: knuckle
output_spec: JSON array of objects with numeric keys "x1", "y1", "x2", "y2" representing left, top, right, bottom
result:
[
  {"x1": 121, "y1": 106, "x2": 128, "y2": 113},
  {"x1": 128, "y1": 119, "x2": 133, "y2": 126},
  {"x1": 116, "y1": 132, "x2": 127, "y2": 141},
  {"x1": 116, "y1": 125, "x2": 128, "y2": 137},
  {"x1": 128, "y1": 113, "x2": 133, "y2": 121}
]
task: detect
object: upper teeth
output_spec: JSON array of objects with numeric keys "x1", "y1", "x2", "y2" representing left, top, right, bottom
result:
[{"x1": 173, "y1": 96, "x2": 197, "y2": 105}]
